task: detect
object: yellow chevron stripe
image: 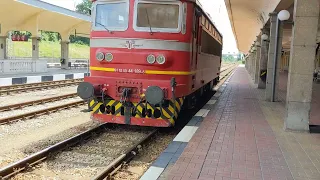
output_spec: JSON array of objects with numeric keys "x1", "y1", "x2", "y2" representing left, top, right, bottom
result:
[
  {"x1": 92, "y1": 103, "x2": 101, "y2": 113},
  {"x1": 133, "y1": 102, "x2": 141, "y2": 118},
  {"x1": 137, "y1": 105, "x2": 143, "y2": 114},
  {"x1": 88, "y1": 98, "x2": 182, "y2": 126},
  {"x1": 175, "y1": 101, "x2": 181, "y2": 111},
  {"x1": 168, "y1": 105, "x2": 178, "y2": 118},
  {"x1": 90, "y1": 100, "x2": 95, "y2": 106},
  {"x1": 107, "y1": 100, "x2": 114, "y2": 106},
  {"x1": 162, "y1": 109, "x2": 171, "y2": 119},
  {"x1": 115, "y1": 103, "x2": 122, "y2": 116},
  {"x1": 168, "y1": 117, "x2": 175, "y2": 125},
  {"x1": 177, "y1": 98, "x2": 184, "y2": 111}
]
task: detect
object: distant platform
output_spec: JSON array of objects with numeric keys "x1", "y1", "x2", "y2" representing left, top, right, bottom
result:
[
  {"x1": 0, "y1": 68, "x2": 89, "y2": 86},
  {"x1": 141, "y1": 66, "x2": 320, "y2": 180}
]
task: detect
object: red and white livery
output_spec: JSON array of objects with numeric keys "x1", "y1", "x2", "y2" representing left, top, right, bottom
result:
[{"x1": 77, "y1": 0, "x2": 223, "y2": 127}]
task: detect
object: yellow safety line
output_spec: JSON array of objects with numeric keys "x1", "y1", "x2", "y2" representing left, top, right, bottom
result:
[
  {"x1": 145, "y1": 70, "x2": 196, "y2": 75},
  {"x1": 90, "y1": 66, "x2": 116, "y2": 72},
  {"x1": 90, "y1": 66, "x2": 195, "y2": 75}
]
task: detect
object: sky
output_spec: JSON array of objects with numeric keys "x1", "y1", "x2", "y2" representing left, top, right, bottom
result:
[{"x1": 43, "y1": 0, "x2": 238, "y2": 53}]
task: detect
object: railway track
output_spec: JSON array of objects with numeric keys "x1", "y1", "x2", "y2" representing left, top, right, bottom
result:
[
  {"x1": 0, "y1": 99, "x2": 85, "y2": 125},
  {"x1": 220, "y1": 63, "x2": 238, "y2": 73},
  {"x1": 0, "y1": 64, "x2": 238, "y2": 179},
  {"x1": 0, "y1": 79, "x2": 83, "y2": 95},
  {"x1": 220, "y1": 63, "x2": 238, "y2": 79},
  {"x1": 0, "y1": 125, "x2": 157, "y2": 180},
  {"x1": 0, "y1": 93, "x2": 78, "y2": 112}
]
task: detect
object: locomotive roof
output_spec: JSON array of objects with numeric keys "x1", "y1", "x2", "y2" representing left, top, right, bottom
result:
[
  {"x1": 92, "y1": 0, "x2": 223, "y2": 40},
  {"x1": 190, "y1": 0, "x2": 223, "y2": 39}
]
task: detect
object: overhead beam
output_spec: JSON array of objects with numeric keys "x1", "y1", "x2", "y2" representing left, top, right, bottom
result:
[{"x1": 15, "y1": 12, "x2": 44, "y2": 36}]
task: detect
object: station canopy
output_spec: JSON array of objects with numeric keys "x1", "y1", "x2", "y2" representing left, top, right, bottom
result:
[
  {"x1": 224, "y1": 0, "x2": 296, "y2": 53},
  {"x1": 0, "y1": 0, "x2": 91, "y2": 40}
]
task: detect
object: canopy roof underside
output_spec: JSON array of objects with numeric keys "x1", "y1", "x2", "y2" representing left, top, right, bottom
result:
[
  {"x1": 224, "y1": 0, "x2": 295, "y2": 53},
  {"x1": 0, "y1": 0, "x2": 91, "y2": 39}
]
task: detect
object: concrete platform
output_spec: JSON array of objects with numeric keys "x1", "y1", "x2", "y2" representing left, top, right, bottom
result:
[
  {"x1": 141, "y1": 66, "x2": 320, "y2": 180},
  {"x1": 0, "y1": 68, "x2": 89, "y2": 86}
]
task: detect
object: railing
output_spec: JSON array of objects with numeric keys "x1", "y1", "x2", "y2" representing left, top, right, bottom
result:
[
  {"x1": 0, "y1": 60, "x2": 47, "y2": 74},
  {"x1": 47, "y1": 62, "x2": 89, "y2": 68}
]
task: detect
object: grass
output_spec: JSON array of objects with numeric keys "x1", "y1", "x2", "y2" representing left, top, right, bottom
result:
[{"x1": 8, "y1": 40, "x2": 89, "y2": 59}]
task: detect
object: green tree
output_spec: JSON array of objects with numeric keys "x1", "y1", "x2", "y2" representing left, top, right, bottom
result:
[
  {"x1": 76, "y1": 0, "x2": 92, "y2": 15},
  {"x1": 222, "y1": 54, "x2": 236, "y2": 62},
  {"x1": 40, "y1": 31, "x2": 59, "y2": 42},
  {"x1": 67, "y1": 0, "x2": 92, "y2": 45}
]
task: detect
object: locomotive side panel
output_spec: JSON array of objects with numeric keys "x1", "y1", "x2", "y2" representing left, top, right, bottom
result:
[
  {"x1": 196, "y1": 30, "x2": 222, "y2": 89},
  {"x1": 193, "y1": 12, "x2": 223, "y2": 92}
]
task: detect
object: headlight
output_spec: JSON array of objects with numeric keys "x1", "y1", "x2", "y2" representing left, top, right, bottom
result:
[
  {"x1": 147, "y1": 54, "x2": 156, "y2": 64},
  {"x1": 156, "y1": 55, "x2": 166, "y2": 64},
  {"x1": 105, "y1": 53, "x2": 113, "y2": 62},
  {"x1": 96, "y1": 52, "x2": 104, "y2": 61}
]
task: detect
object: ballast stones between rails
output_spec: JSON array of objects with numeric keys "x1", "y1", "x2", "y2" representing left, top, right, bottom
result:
[{"x1": 0, "y1": 124, "x2": 157, "y2": 180}]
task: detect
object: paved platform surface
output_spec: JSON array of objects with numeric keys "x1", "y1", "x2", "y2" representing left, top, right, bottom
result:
[{"x1": 151, "y1": 66, "x2": 320, "y2": 180}]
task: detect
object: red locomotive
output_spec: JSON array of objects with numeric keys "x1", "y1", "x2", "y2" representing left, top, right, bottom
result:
[{"x1": 77, "y1": 0, "x2": 223, "y2": 127}]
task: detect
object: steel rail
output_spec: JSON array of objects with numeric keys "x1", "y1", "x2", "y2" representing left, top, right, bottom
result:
[
  {"x1": 220, "y1": 63, "x2": 238, "y2": 73},
  {"x1": 0, "y1": 82, "x2": 80, "y2": 95},
  {"x1": 0, "y1": 79, "x2": 83, "y2": 95},
  {"x1": 0, "y1": 93, "x2": 78, "y2": 112},
  {"x1": 219, "y1": 64, "x2": 238, "y2": 81},
  {"x1": 0, "y1": 124, "x2": 107, "y2": 179},
  {"x1": 0, "y1": 100, "x2": 85, "y2": 124},
  {"x1": 0, "y1": 79, "x2": 83, "y2": 90},
  {"x1": 213, "y1": 65, "x2": 237, "y2": 91},
  {"x1": 92, "y1": 129, "x2": 157, "y2": 180}
]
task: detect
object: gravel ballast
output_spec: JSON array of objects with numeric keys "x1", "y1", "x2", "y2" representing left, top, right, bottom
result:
[
  {"x1": 0, "y1": 106, "x2": 96, "y2": 167},
  {"x1": 113, "y1": 131, "x2": 177, "y2": 180},
  {"x1": 11, "y1": 126, "x2": 154, "y2": 180}
]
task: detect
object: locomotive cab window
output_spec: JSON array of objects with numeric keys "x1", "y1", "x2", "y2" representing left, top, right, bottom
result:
[
  {"x1": 133, "y1": 1, "x2": 182, "y2": 33},
  {"x1": 93, "y1": 0, "x2": 129, "y2": 31}
]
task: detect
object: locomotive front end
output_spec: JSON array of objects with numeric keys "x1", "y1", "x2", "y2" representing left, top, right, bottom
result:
[
  {"x1": 77, "y1": 0, "x2": 191, "y2": 127},
  {"x1": 77, "y1": 76, "x2": 185, "y2": 127}
]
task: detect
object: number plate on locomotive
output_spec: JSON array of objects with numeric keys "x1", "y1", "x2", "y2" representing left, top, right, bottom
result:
[{"x1": 115, "y1": 68, "x2": 145, "y2": 74}]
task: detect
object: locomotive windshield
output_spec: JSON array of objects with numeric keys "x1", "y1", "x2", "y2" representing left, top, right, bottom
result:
[
  {"x1": 135, "y1": 2, "x2": 181, "y2": 32},
  {"x1": 94, "y1": 1, "x2": 129, "y2": 31}
]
